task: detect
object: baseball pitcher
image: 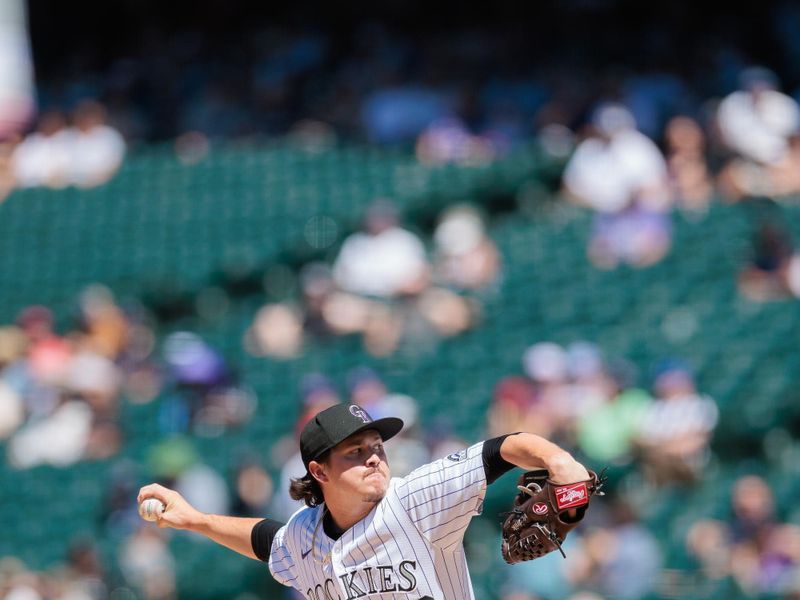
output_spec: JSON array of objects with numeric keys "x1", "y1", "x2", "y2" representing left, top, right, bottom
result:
[{"x1": 138, "y1": 402, "x2": 598, "y2": 599}]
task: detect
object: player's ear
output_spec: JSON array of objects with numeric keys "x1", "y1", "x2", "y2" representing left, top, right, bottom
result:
[{"x1": 309, "y1": 460, "x2": 329, "y2": 484}]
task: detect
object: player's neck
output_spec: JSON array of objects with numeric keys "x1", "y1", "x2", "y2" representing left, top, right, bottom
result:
[{"x1": 324, "y1": 499, "x2": 379, "y2": 532}]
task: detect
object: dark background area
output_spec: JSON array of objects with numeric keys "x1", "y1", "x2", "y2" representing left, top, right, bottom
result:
[
  {"x1": 26, "y1": 1, "x2": 787, "y2": 77},
  {"x1": 25, "y1": 0, "x2": 799, "y2": 140}
]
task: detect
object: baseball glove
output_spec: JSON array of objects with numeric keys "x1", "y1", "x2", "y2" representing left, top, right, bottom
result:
[{"x1": 501, "y1": 469, "x2": 605, "y2": 564}]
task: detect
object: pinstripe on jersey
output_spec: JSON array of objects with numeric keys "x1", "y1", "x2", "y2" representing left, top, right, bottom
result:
[{"x1": 269, "y1": 441, "x2": 487, "y2": 599}]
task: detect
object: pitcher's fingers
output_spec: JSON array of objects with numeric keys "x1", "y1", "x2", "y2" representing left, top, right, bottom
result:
[{"x1": 137, "y1": 483, "x2": 170, "y2": 504}]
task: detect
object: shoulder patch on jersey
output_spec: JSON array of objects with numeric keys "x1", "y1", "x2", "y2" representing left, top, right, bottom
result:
[{"x1": 446, "y1": 449, "x2": 468, "y2": 462}]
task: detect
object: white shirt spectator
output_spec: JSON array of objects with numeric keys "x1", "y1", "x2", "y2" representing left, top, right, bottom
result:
[
  {"x1": 333, "y1": 226, "x2": 428, "y2": 297},
  {"x1": 175, "y1": 463, "x2": 230, "y2": 516},
  {"x1": 563, "y1": 128, "x2": 670, "y2": 213},
  {"x1": 69, "y1": 124, "x2": 126, "y2": 187},
  {"x1": 638, "y1": 393, "x2": 719, "y2": 443},
  {"x1": 7, "y1": 400, "x2": 92, "y2": 469},
  {"x1": 11, "y1": 127, "x2": 74, "y2": 188},
  {"x1": 717, "y1": 89, "x2": 800, "y2": 165}
]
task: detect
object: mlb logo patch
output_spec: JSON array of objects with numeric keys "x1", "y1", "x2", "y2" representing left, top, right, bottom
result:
[{"x1": 447, "y1": 449, "x2": 467, "y2": 462}]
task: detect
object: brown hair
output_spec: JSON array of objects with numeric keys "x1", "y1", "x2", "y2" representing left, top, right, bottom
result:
[{"x1": 289, "y1": 450, "x2": 329, "y2": 507}]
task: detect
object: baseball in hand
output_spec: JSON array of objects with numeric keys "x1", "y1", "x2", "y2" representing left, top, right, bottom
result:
[{"x1": 138, "y1": 498, "x2": 165, "y2": 522}]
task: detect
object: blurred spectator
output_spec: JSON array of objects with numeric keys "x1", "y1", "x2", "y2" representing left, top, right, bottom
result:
[
  {"x1": 562, "y1": 103, "x2": 673, "y2": 269},
  {"x1": 77, "y1": 285, "x2": 130, "y2": 359},
  {"x1": 0, "y1": 288, "x2": 165, "y2": 468},
  {"x1": 102, "y1": 459, "x2": 145, "y2": 540},
  {"x1": 147, "y1": 436, "x2": 230, "y2": 516},
  {"x1": 231, "y1": 459, "x2": 274, "y2": 518},
  {"x1": 717, "y1": 67, "x2": 800, "y2": 200},
  {"x1": 570, "y1": 500, "x2": 662, "y2": 600},
  {"x1": 328, "y1": 199, "x2": 476, "y2": 356},
  {"x1": 364, "y1": 390, "x2": 429, "y2": 477},
  {"x1": 664, "y1": 115, "x2": 714, "y2": 214},
  {"x1": 10, "y1": 109, "x2": 73, "y2": 189},
  {"x1": 0, "y1": 326, "x2": 27, "y2": 440},
  {"x1": 362, "y1": 85, "x2": 452, "y2": 144},
  {"x1": 728, "y1": 475, "x2": 800, "y2": 596},
  {"x1": 333, "y1": 198, "x2": 429, "y2": 298},
  {"x1": 62, "y1": 539, "x2": 108, "y2": 600},
  {"x1": 414, "y1": 285, "x2": 475, "y2": 341},
  {"x1": 498, "y1": 530, "x2": 584, "y2": 600},
  {"x1": 716, "y1": 66, "x2": 800, "y2": 200},
  {"x1": 9, "y1": 100, "x2": 125, "y2": 191},
  {"x1": 730, "y1": 475, "x2": 777, "y2": 545},
  {"x1": 633, "y1": 361, "x2": 718, "y2": 486},
  {"x1": 520, "y1": 341, "x2": 571, "y2": 439},
  {"x1": 432, "y1": 204, "x2": 502, "y2": 292},
  {"x1": 415, "y1": 117, "x2": 496, "y2": 166},
  {"x1": 119, "y1": 526, "x2": 176, "y2": 600},
  {"x1": 244, "y1": 302, "x2": 304, "y2": 359},
  {"x1": 330, "y1": 199, "x2": 428, "y2": 355},
  {"x1": 297, "y1": 262, "x2": 345, "y2": 339},
  {"x1": 162, "y1": 331, "x2": 254, "y2": 436},
  {"x1": 0, "y1": 379, "x2": 24, "y2": 441},
  {"x1": 65, "y1": 337, "x2": 123, "y2": 460},
  {"x1": 576, "y1": 383, "x2": 650, "y2": 466},
  {"x1": 564, "y1": 103, "x2": 672, "y2": 214},
  {"x1": 294, "y1": 372, "x2": 341, "y2": 438},
  {"x1": 424, "y1": 417, "x2": 469, "y2": 465},
  {"x1": 345, "y1": 366, "x2": 388, "y2": 409},
  {"x1": 0, "y1": 135, "x2": 19, "y2": 202},
  {"x1": 0, "y1": 558, "x2": 43, "y2": 600},
  {"x1": 17, "y1": 305, "x2": 72, "y2": 386},
  {"x1": 487, "y1": 375, "x2": 553, "y2": 440},
  {"x1": 738, "y1": 217, "x2": 800, "y2": 301},
  {"x1": 680, "y1": 475, "x2": 800, "y2": 597},
  {"x1": 685, "y1": 519, "x2": 734, "y2": 584},
  {"x1": 555, "y1": 341, "x2": 619, "y2": 441},
  {"x1": 68, "y1": 99, "x2": 126, "y2": 188}
]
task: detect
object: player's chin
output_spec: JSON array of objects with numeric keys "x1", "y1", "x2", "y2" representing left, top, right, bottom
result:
[
  {"x1": 362, "y1": 489, "x2": 387, "y2": 503},
  {"x1": 362, "y1": 478, "x2": 388, "y2": 502}
]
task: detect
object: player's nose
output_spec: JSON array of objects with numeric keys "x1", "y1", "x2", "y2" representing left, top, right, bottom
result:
[{"x1": 365, "y1": 452, "x2": 380, "y2": 467}]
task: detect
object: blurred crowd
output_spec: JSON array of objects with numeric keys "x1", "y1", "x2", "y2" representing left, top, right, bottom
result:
[
  {"x1": 19, "y1": 3, "x2": 800, "y2": 149},
  {"x1": 0, "y1": 286, "x2": 255, "y2": 470},
  {"x1": 2, "y1": 4, "x2": 800, "y2": 599},
  {"x1": 0, "y1": 99, "x2": 126, "y2": 202},
  {"x1": 3, "y1": 345, "x2": 798, "y2": 600},
  {"x1": 487, "y1": 342, "x2": 719, "y2": 489},
  {"x1": 8, "y1": 54, "x2": 800, "y2": 297},
  {"x1": 560, "y1": 65, "x2": 800, "y2": 272},
  {"x1": 5, "y1": 5, "x2": 800, "y2": 202},
  {"x1": 245, "y1": 198, "x2": 500, "y2": 359}
]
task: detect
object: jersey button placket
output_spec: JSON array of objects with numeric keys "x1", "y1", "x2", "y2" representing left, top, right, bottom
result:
[{"x1": 327, "y1": 544, "x2": 340, "y2": 597}]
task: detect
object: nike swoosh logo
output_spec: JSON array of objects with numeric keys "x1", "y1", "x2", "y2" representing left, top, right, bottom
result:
[{"x1": 301, "y1": 548, "x2": 312, "y2": 559}]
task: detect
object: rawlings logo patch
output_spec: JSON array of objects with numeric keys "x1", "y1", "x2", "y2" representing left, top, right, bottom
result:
[
  {"x1": 532, "y1": 502, "x2": 548, "y2": 515},
  {"x1": 554, "y1": 482, "x2": 589, "y2": 510}
]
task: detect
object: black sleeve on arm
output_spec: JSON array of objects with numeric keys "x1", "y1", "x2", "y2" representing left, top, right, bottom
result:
[
  {"x1": 251, "y1": 518, "x2": 285, "y2": 562},
  {"x1": 482, "y1": 433, "x2": 520, "y2": 485}
]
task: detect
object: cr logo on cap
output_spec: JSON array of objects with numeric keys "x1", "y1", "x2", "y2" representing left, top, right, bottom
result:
[{"x1": 349, "y1": 405, "x2": 371, "y2": 424}]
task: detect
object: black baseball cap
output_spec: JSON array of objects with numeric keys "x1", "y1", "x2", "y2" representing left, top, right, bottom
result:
[{"x1": 299, "y1": 403, "x2": 404, "y2": 469}]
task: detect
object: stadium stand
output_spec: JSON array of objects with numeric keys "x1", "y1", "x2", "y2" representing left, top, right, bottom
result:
[{"x1": 1, "y1": 141, "x2": 800, "y2": 600}]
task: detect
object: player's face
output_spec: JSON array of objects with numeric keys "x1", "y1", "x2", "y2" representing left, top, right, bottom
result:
[{"x1": 326, "y1": 430, "x2": 390, "y2": 503}]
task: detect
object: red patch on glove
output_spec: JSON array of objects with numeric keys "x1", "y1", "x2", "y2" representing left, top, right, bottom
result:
[{"x1": 554, "y1": 482, "x2": 589, "y2": 510}]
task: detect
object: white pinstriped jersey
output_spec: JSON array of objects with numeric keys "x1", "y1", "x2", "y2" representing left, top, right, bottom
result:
[{"x1": 269, "y1": 441, "x2": 487, "y2": 600}]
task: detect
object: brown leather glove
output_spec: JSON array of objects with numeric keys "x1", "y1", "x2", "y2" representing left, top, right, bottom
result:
[{"x1": 501, "y1": 469, "x2": 605, "y2": 564}]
